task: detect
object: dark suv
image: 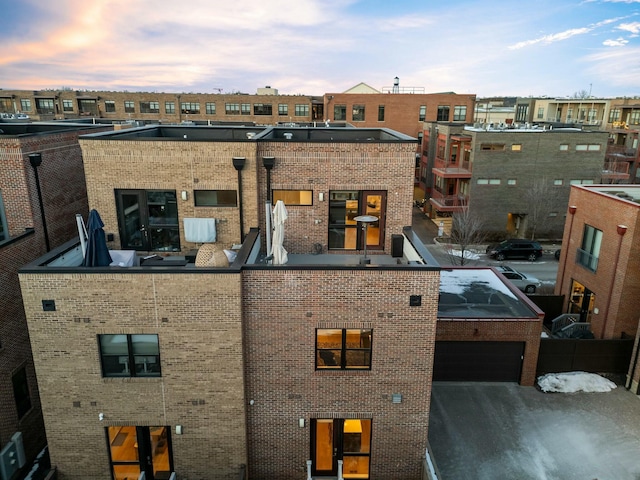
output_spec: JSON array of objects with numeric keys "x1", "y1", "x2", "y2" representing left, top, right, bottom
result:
[{"x1": 485, "y1": 239, "x2": 543, "y2": 262}]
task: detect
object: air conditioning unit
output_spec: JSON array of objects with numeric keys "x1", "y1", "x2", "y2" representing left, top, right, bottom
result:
[
  {"x1": 0, "y1": 440, "x2": 19, "y2": 480},
  {"x1": 10, "y1": 433, "x2": 25, "y2": 468}
]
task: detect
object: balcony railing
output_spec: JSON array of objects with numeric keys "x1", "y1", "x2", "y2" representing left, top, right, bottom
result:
[
  {"x1": 576, "y1": 248, "x2": 598, "y2": 272},
  {"x1": 606, "y1": 145, "x2": 637, "y2": 158},
  {"x1": 429, "y1": 193, "x2": 468, "y2": 212}
]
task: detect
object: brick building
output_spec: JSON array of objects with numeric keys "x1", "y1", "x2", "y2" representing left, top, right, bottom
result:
[
  {"x1": 18, "y1": 124, "x2": 541, "y2": 480},
  {"x1": 420, "y1": 122, "x2": 608, "y2": 239},
  {"x1": 0, "y1": 123, "x2": 110, "y2": 478},
  {"x1": 555, "y1": 185, "x2": 640, "y2": 343}
]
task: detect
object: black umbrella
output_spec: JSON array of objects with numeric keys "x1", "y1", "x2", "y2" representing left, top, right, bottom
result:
[{"x1": 81, "y1": 209, "x2": 113, "y2": 267}]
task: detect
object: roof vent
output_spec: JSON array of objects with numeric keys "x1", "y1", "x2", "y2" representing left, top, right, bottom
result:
[{"x1": 283, "y1": 132, "x2": 293, "y2": 140}]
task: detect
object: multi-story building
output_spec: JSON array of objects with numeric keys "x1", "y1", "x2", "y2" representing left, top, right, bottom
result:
[
  {"x1": 420, "y1": 122, "x2": 609, "y2": 239},
  {"x1": 602, "y1": 98, "x2": 640, "y2": 183},
  {"x1": 513, "y1": 97, "x2": 610, "y2": 128},
  {"x1": 556, "y1": 185, "x2": 640, "y2": 343},
  {"x1": 17, "y1": 124, "x2": 541, "y2": 480},
  {"x1": 0, "y1": 122, "x2": 110, "y2": 479}
]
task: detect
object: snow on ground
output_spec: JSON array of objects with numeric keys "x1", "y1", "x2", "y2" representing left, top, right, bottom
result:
[{"x1": 537, "y1": 371, "x2": 617, "y2": 393}]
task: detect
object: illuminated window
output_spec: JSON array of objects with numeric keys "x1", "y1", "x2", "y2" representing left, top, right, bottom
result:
[
  {"x1": 272, "y1": 190, "x2": 312, "y2": 206},
  {"x1": 316, "y1": 329, "x2": 372, "y2": 370}
]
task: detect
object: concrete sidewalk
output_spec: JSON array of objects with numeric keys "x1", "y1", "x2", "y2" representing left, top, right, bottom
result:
[{"x1": 429, "y1": 382, "x2": 640, "y2": 480}]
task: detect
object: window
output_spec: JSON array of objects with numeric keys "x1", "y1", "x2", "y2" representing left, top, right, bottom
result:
[
  {"x1": 295, "y1": 104, "x2": 309, "y2": 116},
  {"x1": 453, "y1": 105, "x2": 467, "y2": 121},
  {"x1": 588, "y1": 109, "x2": 597, "y2": 122},
  {"x1": 226, "y1": 103, "x2": 240, "y2": 115},
  {"x1": 577, "y1": 225, "x2": 602, "y2": 272},
  {"x1": 567, "y1": 108, "x2": 573, "y2": 120},
  {"x1": 352, "y1": 105, "x2": 365, "y2": 122},
  {"x1": 554, "y1": 179, "x2": 563, "y2": 186},
  {"x1": 378, "y1": 105, "x2": 385, "y2": 122},
  {"x1": 12, "y1": 367, "x2": 31, "y2": 419},
  {"x1": 419, "y1": 105, "x2": 426, "y2": 121},
  {"x1": 79, "y1": 99, "x2": 98, "y2": 115},
  {"x1": 205, "y1": 102, "x2": 216, "y2": 115},
  {"x1": 63, "y1": 99, "x2": 74, "y2": 112},
  {"x1": 254, "y1": 103, "x2": 273, "y2": 115},
  {"x1": 537, "y1": 107, "x2": 544, "y2": 119},
  {"x1": 576, "y1": 144, "x2": 601, "y2": 151},
  {"x1": 241, "y1": 103, "x2": 251, "y2": 115},
  {"x1": 630, "y1": 110, "x2": 640, "y2": 125},
  {"x1": 36, "y1": 98, "x2": 55, "y2": 114},
  {"x1": 515, "y1": 104, "x2": 529, "y2": 122},
  {"x1": 104, "y1": 100, "x2": 116, "y2": 113},
  {"x1": 480, "y1": 143, "x2": 505, "y2": 151},
  {"x1": 477, "y1": 178, "x2": 501, "y2": 185},
  {"x1": 278, "y1": 104, "x2": 288, "y2": 115},
  {"x1": 334, "y1": 105, "x2": 346, "y2": 121},
  {"x1": 507, "y1": 179, "x2": 517, "y2": 185},
  {"x1": 511, "y1": 144, "x2": 522, "y2": 151},
  {"x1": 99, "y1": 334, "x2": 161, "y2": 377},
  {"x1": 193, "y1": 190, "x2": 237, "y2": 207},
  {"x1": 559, "y1": 144, "x2": 569, "y2": 151},
  {"x1": 570, "y1": 179, "x2": 594, "y2": 185},
  {"x1": 316, "y1": 329, "x2": 372, "y2": 370},
  {"x1": 165, "y1": 101, "x2": 175, "y2": 114},
  {"x1": 489, "y1": 179, "x2": 501, "y2": 185},
  {"x1": 180, "y1": 102, "x2": 200, "y2": 114},
  {"x1": 272, "y1": 190, "x2": 312, "y2": 206},
  {"x1": 437, "y1": 105, "x2": 450, "y2": 121},
  {"x1": 609, "y1": 109, "x2": 621, "y2": 123},
  {"x1": 20, "y1": 99, "x2": 31, "y2": 112},
  {"x1": 140, "y1": 101, "x2": 159, "y2": 113},
  {"x1": 124, "y1": 101, "x2": 135, "y2": 113},
  {"x1": 0, "y1": 190, "x2": 8, "y2": 241}
]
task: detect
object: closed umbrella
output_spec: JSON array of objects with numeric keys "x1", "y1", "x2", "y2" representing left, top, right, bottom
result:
[
  {"x1": 82, "y1": 209, "x2": 113, "y2": 267},
  {"x1": 270, "y1": 200, "x2": 288, "y2": 265}
]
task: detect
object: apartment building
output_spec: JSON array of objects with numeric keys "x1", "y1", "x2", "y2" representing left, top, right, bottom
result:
[
  {"x1": 602, "y1": 98, "x2": 640, "y2": 183},
  {"x1": 420, "y1": 122, "x2": 608, "y2": 239},
  {"x1": 16, "y1": 123, "x2": 543, "y2": 480},
  {"x1": 0, "y1": 122, "x2": 110, "y2": 479},
  {"x1": 555, "y1": 185, "x2": 640, "y2": 344}
]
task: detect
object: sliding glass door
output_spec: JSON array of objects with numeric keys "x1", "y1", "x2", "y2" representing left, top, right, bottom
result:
[{"x1": 328, "y1": 191, "x2": 386, "y2": 251}]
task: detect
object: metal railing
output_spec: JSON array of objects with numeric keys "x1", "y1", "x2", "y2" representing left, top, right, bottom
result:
[{"x1": 576, "y1": 248, "x2": 599, "y2": 272}]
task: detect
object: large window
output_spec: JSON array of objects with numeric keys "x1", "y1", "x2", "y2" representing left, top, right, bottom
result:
[
  {"x1": 140, "y1": 101, "x2": 159, "y2": 113},
  {"x1": 352, "y1": 105, "x2": 365, "y2": 122},
  {"x1": 577, "y1": 225, "x2": 602, "y2": 272},
  {"x1": 99, "y1": 334, "x2": 161, "y2": 377},
  {"x1": 12, "y1": 367, "x2": 31, "y2": 419},
  {"x1": 193, "y1": 190, "x2": 237, "y2": 207},
  {"x1": 0, "y1": 190, "x2": 8, "y2": 241},
  {"x1": 515, "y1": 104, "x2": 529, "y2": 122},
  {"x1": 453, "y1": 105, "x2": 467, "y2": 121},
  {"x1": 180, "y1": 102, "x2": 200, "y2": 114},
  {"x1": 437, "y1": 105, "x2": 450, "y2": 121},
  {"x1": 328, "y1": 191, "x2": 385, "y2": 250},
  {"x1": 334, "y1": 105, "x2": 347, "y2": 121},
  {"x1": 316, "y1": 329, "x2": 372, "y2": 370},
  {"x1": 295, "y1": 104, "x2": 309, "y2": 116},
  {"x1": 419, "y1": 105, "x2": 426, "y2": 121},
  {"x1": 165, "y1": 101, "x2": 175, "y2": 114},
  {"x1": 36, "y1": 98, "x2": 55, "y2": 114},
  {"x1": 630, "y1": 110, "x2": 640, "y2": 125},
  {"x1": 272, "y1": 190, "x2": 312, "y2": 206},
  {"x1": 241, "y1": 103, "x2": 251, "y2": 115},
  {"x1": 254, "y1": 103, "x2": 273, "y2": 115},
  {"x1": 226, "y1": 103, "x2": 240, "y2": 115},
  {"x1": 205, "y1": 102, "x2": 216, "y2": 115},
  {"x1": 115, "y1": 190, "x2": 180, "y2": 251},
  {"x1": 124, "y1": 101, "x2": 135, "y2": 113},
  {"x1": 104, "y1": 100, "x2": 116, "y2": 113},
  {"x1": 20, "y1": 99, "x2": 31, "y2": 112},
  {"x1": 62, "y1": 99, "x2": 74, "y2": 112},
  {"x1": 278, "y1": 104, "x2": 288, "y2": 115},
  {"x1": 609, "y1": 109, "x2": 621, "y2": 123}
]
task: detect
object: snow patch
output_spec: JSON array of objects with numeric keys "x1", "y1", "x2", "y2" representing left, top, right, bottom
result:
[{"x1": 537, "y1": 371, "x2": 617, "y2": 393}]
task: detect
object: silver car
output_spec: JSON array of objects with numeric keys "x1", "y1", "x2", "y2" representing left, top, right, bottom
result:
[{"x1": 494, "y1": 265, "x2": 542, "y2": 293}]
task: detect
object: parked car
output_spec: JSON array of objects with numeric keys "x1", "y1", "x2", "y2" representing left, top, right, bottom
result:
[
  {"x1": 485, "y1": 238, "x2": 543, "y2": 262},
  {"x1": 494, "y1": 265, "x2": 542, "y2": 293},
  {"x1": 554, "y1": 249, "x2": 561, "y2": 260}
]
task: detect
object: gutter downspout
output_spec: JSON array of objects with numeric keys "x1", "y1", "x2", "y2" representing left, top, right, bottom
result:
[
  {"x1": 28, "y1": 153, "x2": 50, "y2": 252},
  {"x1": 232, "y1": 157, "x2": 246, "y2": 241},
  {"x1": 263, "y1": 156, "x2": 275, "y2": 257}
]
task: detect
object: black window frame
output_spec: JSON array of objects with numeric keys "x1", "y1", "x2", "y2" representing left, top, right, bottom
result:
[
  {"x1": 12, "y1": 366, "x2": 32, "y2": 419},
  {"x1": 98, "y1": 334, "x2": 162, "y2": 378},
  {"x1": 180, "y1": 102, "x2": 200, "y2": 114},
  {"x1": 124, "y1": 101, "x2": 135, "y2": 113},
  {"x1": 315, "y1": 328, "x2": 372, "y2": 370},
  {"x1": 378, "y1": 105, "x2": 385, "y2": 122},
  {"x1": 577, "y1": 224, "x2": 602, "y2": 272},
  {"x1": 295, "y1": 104, "x2": 309, "y2": 117},
  {"x1": 104, "y1": 100, "x2": 116, "y2": 113},
  {"x1": 272, "y1": 189, "x2": 313, "y2": 206},
  {"x1": 254, "y1": 103, "x2": 273, "y2": 115},
  {"x1": 334, "y1": 105, "x2": 347, "y2": 121},
  {"x1": 140, "y1": 101, "x2": 159, "y2": 114},
  {"x1": 419, "y1": 105, "x2": 426, "y2": 121},
  {"x1": 194, "y1": 189, "x2": 238, "y2": 207},
  {"x1": 165, "y1": 101, "x2": 175, "y2": 114},
  {"x1": 437, "y1": 105, "x2": 450, "y2": 121},
  {"x1": 62, "y1": 99, "x2": 74, "y2": 112},
  {"x1": 205, "y1": 102, "x2": 216, "y2": 115},
  {"x1": 278, "y1": 104, "x2": 288, "y2": 115},
  {"x1": 226, "y1": 103, "x2": 240, "y2": 115},
  {"x1": 352, "y1": 105, "x2": 365, "y2": 122}
]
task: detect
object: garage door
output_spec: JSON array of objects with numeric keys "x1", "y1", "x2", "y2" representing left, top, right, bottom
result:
[{"x1": 433, "y1": 341, "x2": 524, "y2": 382}]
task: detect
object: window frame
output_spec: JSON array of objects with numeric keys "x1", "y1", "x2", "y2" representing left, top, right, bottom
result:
[
  {"x1": 180, "y1": 102, "x2": 200, "y2": 114},
  {"x1": 295, "y1": 104, "x2": 309, "y2": 117},
  {"x1": 165, "y1": 101, "x2": 175, "y2": 114},
  {"x1": 352, "y1": 105, "x2": 365, "y2": 122},
  {"x1": 98, "y1": 334, "x2": 162, "y2": 378},
  {"x1": 577, "y1": 224, "x2": 602, "y2": 272},
  {"x1": 453, "y1": 105, "x2": 467, "y2": 121},
  {"x1": 272, "y1": 189, "x2": 313, "y2": 206},
  {"x1": 378, "y1": 105, "x2": 385, "y2": 122},
  {"x1": 124, "y1": 101, "x2": 135, "y2": 113},
  {"x1": 334, "y1": 105, "x2": 347, "y2": 121},
  {"x1": 12, "y1": 366, "x2": 32, "y2": 419},
  {"x1": 20, "y1": 98, "x2": 32, "y2": 112},
  {"x1": 193, "y1": 189, "x2": 238, "y2": 207},
  {"x1": 437, "y1": 105, "x2": 450, "y2": 121},
  {"x1": 254, "y1": 103, "x2": 273, "y2": 115},
  {"x1": 205, "y1": 102, "x2": 216, "y2": 115},
  {"x1": 241, "y1": 103, "x2": 251, "y2": 115},
  {"x1": 226, "y1": 103, "x2": 240, "y2": 115},
  {"x1": 278, "y1": 104, "x2": 288, "y2": 116},
  {"x1": 315, "y1": 328, "x2": 372, "y2": 370},
  {"x1": 62, "y1": 99, "x2": 74, "y2": 112},
  {"x1": 419, "y1": 105, "x2": 426, "y2": 121},
  {"x1": 104, "y1": 100, "x2": 116, "y2": 113},
  {"x1": 139, "y1": 101, "x2": 159, "y2": 114}
]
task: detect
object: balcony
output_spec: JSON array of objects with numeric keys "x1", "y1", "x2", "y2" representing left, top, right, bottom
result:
[
  {"x1": 429, "y1": 192, "x2": 468, "y2": 213},
  {"x1": 432, "y1": 158, "x2": 472, "y2": 179},
  {"x1": 602, "y1": 161, "x2": 630, "y2": 181}
]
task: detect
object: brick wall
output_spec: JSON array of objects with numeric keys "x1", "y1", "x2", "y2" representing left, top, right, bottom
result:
[
  {"x1": 18, "y1": 272, "x2": 247, "y2": 480},
  {"x1": 243, "y1": 268, "x2": 440, "y2": 480}
]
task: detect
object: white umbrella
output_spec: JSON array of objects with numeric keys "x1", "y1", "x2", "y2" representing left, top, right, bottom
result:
[{"x1": 270, "y1": 200, "x2": 288, "y2": 265}]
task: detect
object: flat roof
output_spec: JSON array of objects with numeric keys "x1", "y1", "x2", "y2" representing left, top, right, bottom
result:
[
  {"x1": 0, "y1": 122, "x2": 108, "y2": 136},
  {"x1": 577, "y1": 184, "x2": 640, "y2": 206},
  {"x1": 80, "y1": 125, "x2": 417, "y2": 142}
]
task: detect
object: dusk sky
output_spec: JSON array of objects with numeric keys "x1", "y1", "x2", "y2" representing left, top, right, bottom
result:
[{"x1": 1, "y1": 0, "x2": 639, "y2": 98}]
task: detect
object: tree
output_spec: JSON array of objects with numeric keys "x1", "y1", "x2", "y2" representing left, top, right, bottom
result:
[
  {"x1": 572, "y1": 90, "x2": 590, "y2": 99},
  {"x1": 446, "y1": 206, "x2": 487, "y2": 266},
  {"x1": 522, "y1": 177, "x2": 556, "y2": 240}
]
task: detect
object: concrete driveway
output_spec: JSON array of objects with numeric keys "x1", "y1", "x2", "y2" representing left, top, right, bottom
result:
[{"x1": 428, "y1": 382, "x2": 640, "y2": 480}]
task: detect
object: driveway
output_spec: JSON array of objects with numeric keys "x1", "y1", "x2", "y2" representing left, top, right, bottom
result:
[{"x1": 428, "y1": 382, "x2": 640, "y2": 480}]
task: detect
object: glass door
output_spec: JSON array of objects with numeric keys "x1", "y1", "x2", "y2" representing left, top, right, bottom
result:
[
  {"x1": 568, "y1": 280, "x2": 595, "y2": 323},
  {"x1": 107, "y1": 426, "x2": 173, "y2": 480},
  {"x1": 311, "y1": 419, "x2": 371, "y2": 479},
  {"x1": 328, "y1": 191, "x2": 386, "y2": 250}
]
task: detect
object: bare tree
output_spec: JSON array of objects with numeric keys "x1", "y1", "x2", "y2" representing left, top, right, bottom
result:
[
  {"x1": 446, "y1": 207, "x2": 487, "y2": 266},
  {"x1": 572, "y1": 89, "x2": 590, "y2": 99},
  {"x1": 523, "y1": 177, "x2": 556, "y2": 240}
]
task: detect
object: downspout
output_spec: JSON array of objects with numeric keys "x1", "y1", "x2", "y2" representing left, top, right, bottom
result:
[
  {"x1": 232, "y1": 157, "x2": 246, "y2": 242},
  {"x1": 262, "y1": 156, "x2": 275, "y2": 257},
  {"x1": 600, "y1": 224, "x2": 627, "y2": 339},
  {"x1": 28, "y1": 153, "x2": 50, "y2": 252}
]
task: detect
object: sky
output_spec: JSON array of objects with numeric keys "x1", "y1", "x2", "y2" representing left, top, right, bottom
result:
[{"x1": 1, "y1": 0, "x2": 640, "y2": 98}]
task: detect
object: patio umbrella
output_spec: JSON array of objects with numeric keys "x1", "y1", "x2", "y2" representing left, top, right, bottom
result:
[
  {"x1": 81, "y1": 209, "x2": 113, "y2": 267},
  {"x1": 270, "y1": 200, "x2": 288, "y2": 265}
]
